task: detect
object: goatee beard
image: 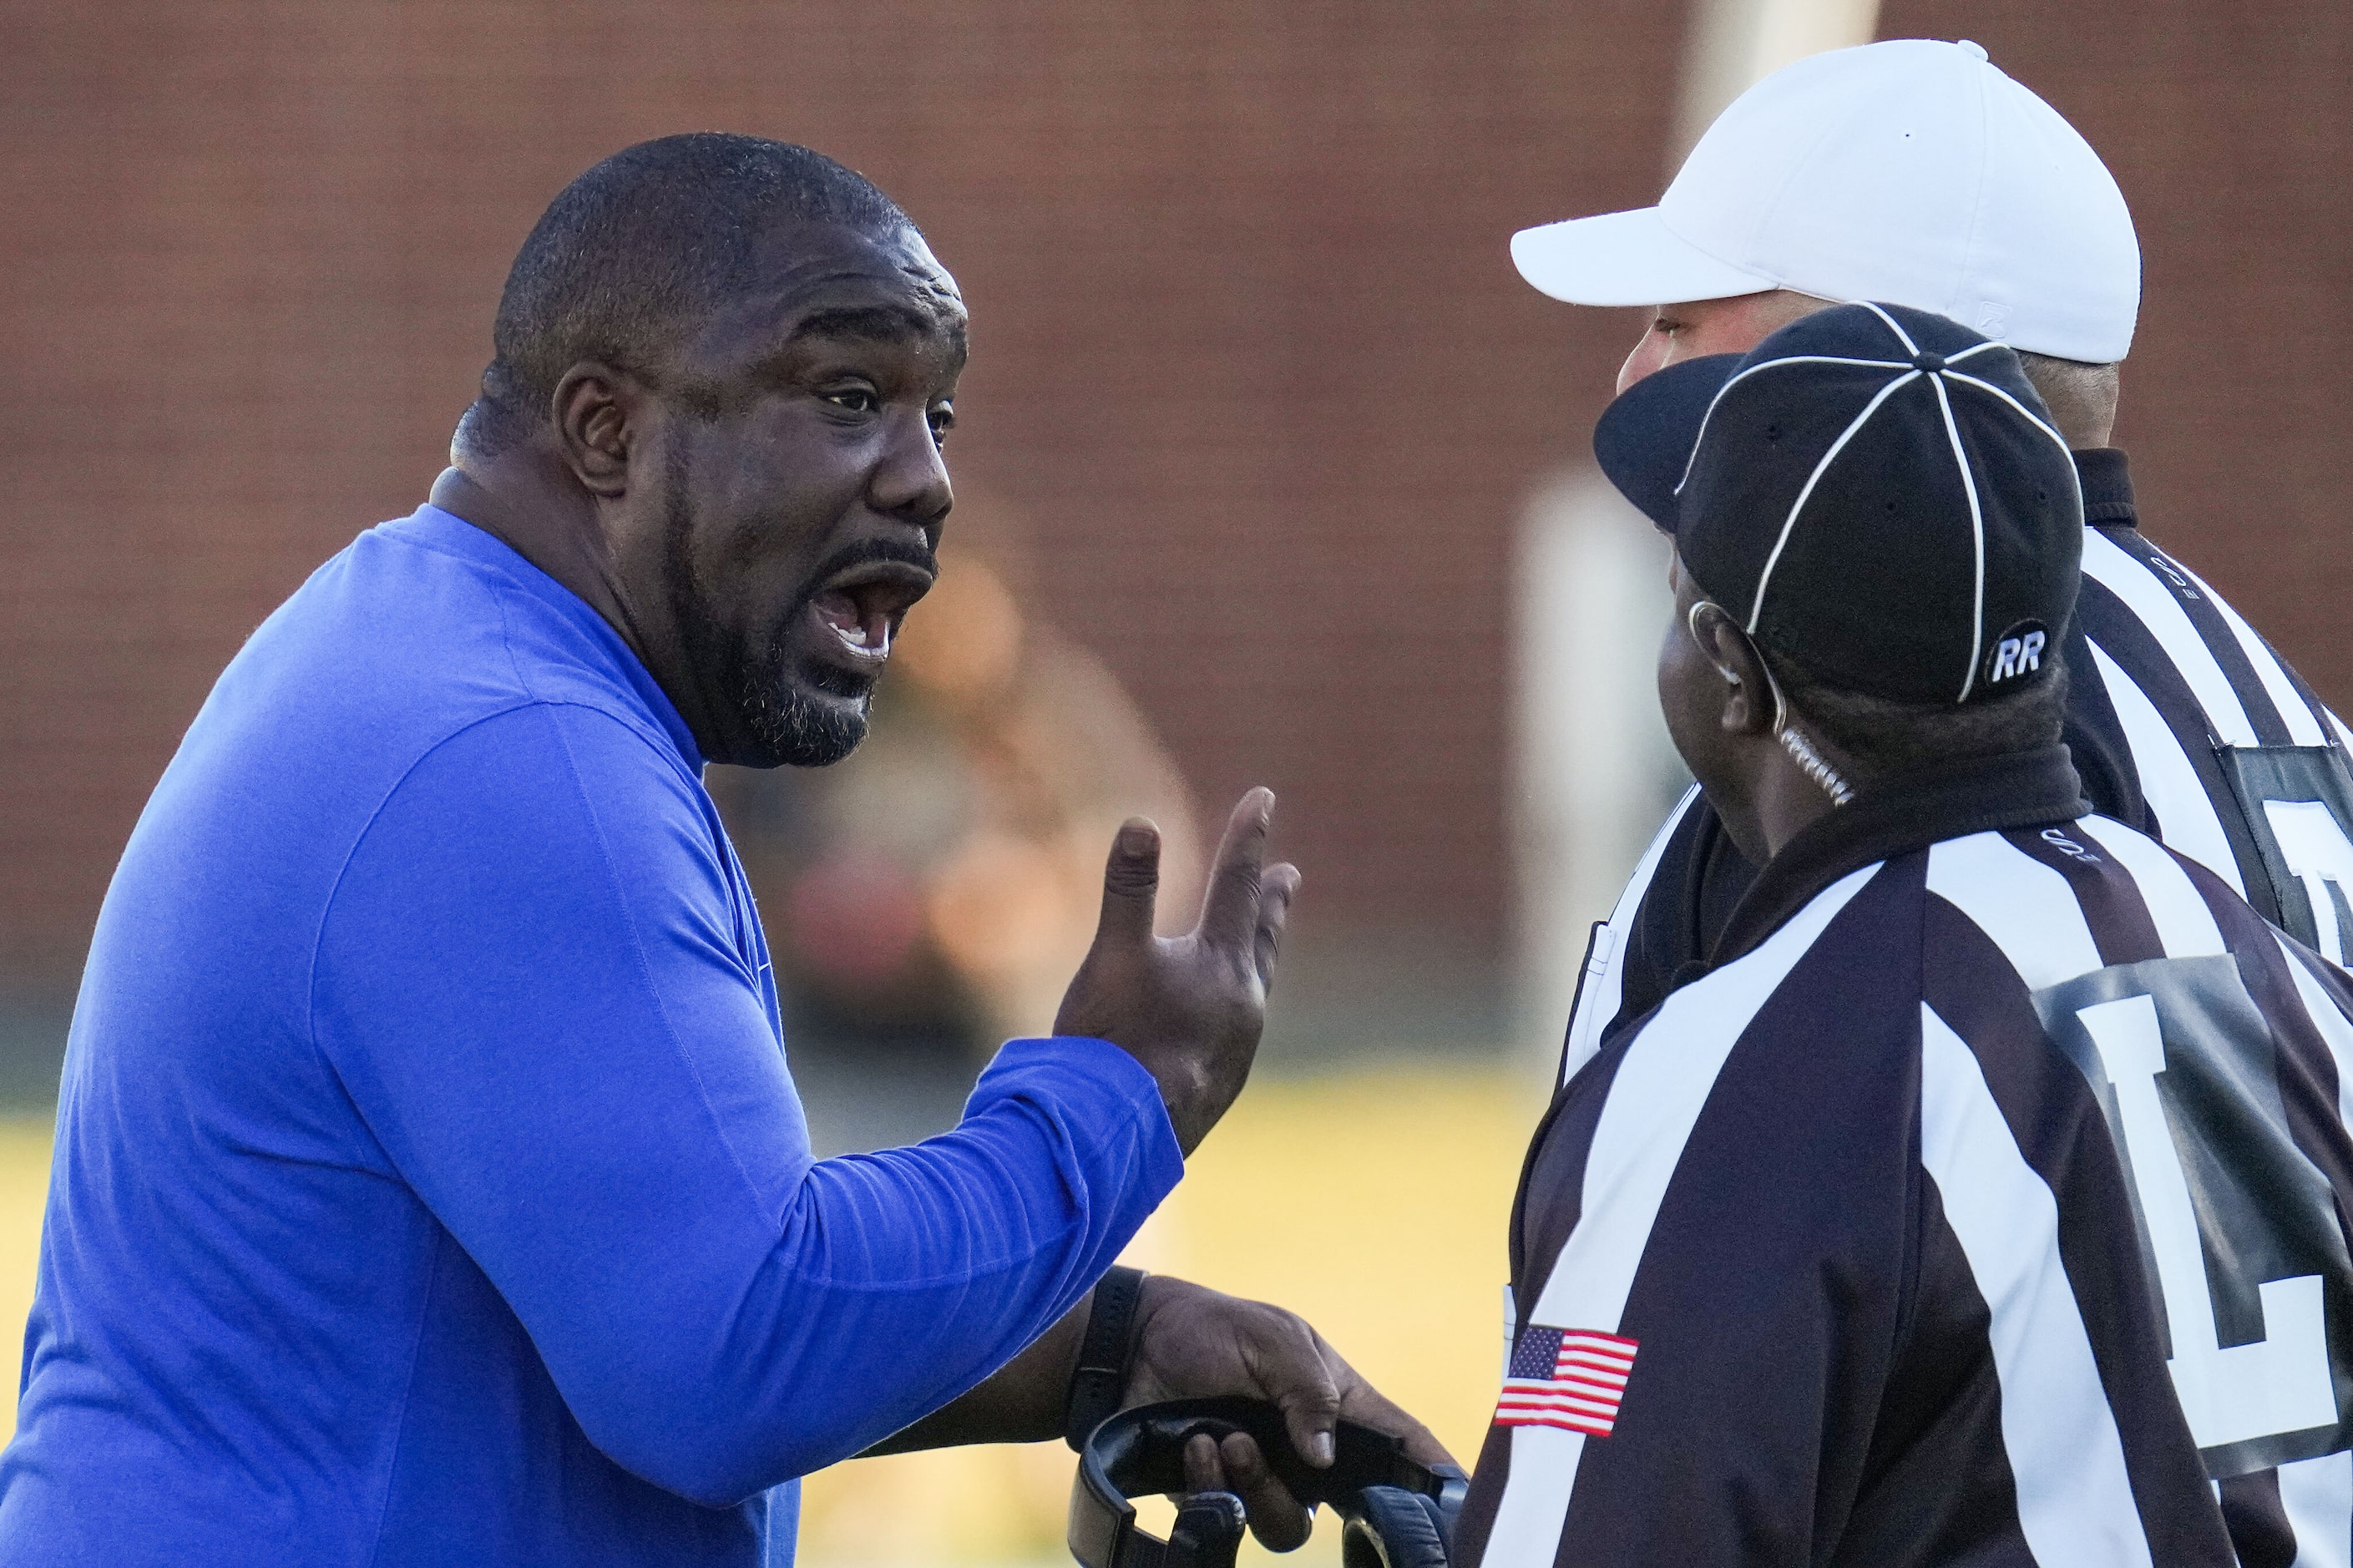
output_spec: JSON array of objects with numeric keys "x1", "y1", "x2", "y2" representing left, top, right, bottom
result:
[
  {"x1": 664, "y1": 449, "x2": 871, "y2": 769},
  {"x1": 733, "y1": 637, "x2": 870, "y2": 768}
]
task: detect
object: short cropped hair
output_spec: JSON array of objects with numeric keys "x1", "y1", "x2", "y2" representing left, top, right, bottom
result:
[
  {"x1": 2016, "y1": 351, "x2": 2120, "y2": 446},
  {"x1": 456, "y1": 133, "x2": 913, "y2": 456},
  {"x1": 1766, "y1": 644, "x2": 2069, "y2": 774}
]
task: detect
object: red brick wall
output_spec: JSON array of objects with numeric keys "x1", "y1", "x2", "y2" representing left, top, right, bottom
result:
[
  {"x1": 3, "y1": 2, "x2": 2346, "y2": 1014},
  {"x1": 0, "y1": 1, "x2": 1676, "y2": 994}
]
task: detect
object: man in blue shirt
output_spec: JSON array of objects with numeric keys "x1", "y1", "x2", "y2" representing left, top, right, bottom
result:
[{"x1": 0, "y1": 134, "x2": 1439, "y2": 1565}]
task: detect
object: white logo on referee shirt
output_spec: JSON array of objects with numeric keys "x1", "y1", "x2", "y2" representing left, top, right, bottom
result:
[
  {"x1": 2264, "y1": 800, "x2": 2353, "y2": 965},
  {"x1": 2078, "y1": 990, "x2": 2336, "y2": 1449}
]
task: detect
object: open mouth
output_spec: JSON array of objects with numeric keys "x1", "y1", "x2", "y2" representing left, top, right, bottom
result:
[{"x1": 805, "y1": 559, "x2": 934, "y2": 671}]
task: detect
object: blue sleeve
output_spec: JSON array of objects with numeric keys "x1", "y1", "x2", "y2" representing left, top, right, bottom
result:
[{"x1": 309, "y1": 702, "x2": 1182, "y2": 1506}]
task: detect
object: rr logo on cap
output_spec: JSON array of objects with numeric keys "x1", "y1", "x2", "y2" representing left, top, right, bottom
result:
[{"x1": 1985, "y1": 620, "x2": 2047, "y2": 687}]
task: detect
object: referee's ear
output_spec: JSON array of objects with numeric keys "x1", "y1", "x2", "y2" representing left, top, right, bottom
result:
[{"x1": 1688, "y1": 602, "x2": 1774, "y2": 737}]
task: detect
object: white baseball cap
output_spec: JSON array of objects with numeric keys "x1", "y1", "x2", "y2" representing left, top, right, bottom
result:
[{"x1": 1510, "y1": 39, "x2": 2141, "y2": 362}]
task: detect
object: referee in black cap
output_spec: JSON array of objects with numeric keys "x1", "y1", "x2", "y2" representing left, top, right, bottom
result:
[{"x1": 1452, "y1": 303, "x2": 2353, "y2": 1567}]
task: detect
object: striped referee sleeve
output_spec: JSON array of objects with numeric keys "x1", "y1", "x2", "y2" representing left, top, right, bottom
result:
[{"x1": 2078, "y1": 528, "x2": 2353, "y2": 968}]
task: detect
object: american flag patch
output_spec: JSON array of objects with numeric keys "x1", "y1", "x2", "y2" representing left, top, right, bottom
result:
[{"x1": 1494, "y1": 1325, "x2": 1639, "y2": 1438}]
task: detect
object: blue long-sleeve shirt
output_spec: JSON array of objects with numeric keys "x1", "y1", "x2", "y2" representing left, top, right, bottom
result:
[{"x1": 0, "y1": 503, "x2": 1184, "y2": 1566}]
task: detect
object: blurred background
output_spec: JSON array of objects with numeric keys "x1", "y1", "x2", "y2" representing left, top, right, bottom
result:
[{"x1": 3, "y1": 0, "x2": 2349, "y2": 1562}]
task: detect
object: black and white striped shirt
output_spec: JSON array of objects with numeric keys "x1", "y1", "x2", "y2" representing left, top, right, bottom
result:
[
  {"x1": 1562, "y1": 451, "x2": 2353, "y2": 1090},
  {"x1": 2067, "y1": 449, "x2": 2353, "y2": 959},
  {"x1": 1467, "y1": 747, "x2": 2353, "y2": 1566}
]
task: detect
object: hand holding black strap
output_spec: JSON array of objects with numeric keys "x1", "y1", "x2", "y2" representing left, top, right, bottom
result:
[
  {"x1": 1068, "y1": 1397, "x2": 1468, "y2": 1568},
  {"x1": 1064, "y1": 1266, "x2": 1148, "y2": 1451}
]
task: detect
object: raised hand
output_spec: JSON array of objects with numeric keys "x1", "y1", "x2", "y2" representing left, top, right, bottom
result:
[{"x1": 1054, "y1": 788, "x2": 1299, "y2": 1155}]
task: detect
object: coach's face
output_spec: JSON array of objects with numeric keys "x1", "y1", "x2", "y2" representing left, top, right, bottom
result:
[{"x1": 621, "y1": 221, "x2": 965, "y2": 768}]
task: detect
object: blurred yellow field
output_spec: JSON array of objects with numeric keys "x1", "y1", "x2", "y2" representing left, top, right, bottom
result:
[
  {"x1": 0, "y1": 1067, "x2": 1539, "y2": 1566},
  {"x1": 0, "y1": 1118, "x2": 48, "y2": 1423}
]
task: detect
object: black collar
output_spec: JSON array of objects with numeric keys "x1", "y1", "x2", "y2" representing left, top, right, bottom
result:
[
  {"x1": 1698, "y1": 744, "x2": 2091, "y2": 978},
  {"x1": 2075, "y1": 447, "x2": 2138, "y2": 529}
]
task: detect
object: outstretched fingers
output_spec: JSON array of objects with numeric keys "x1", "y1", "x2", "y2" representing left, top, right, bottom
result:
[
  {"x1": 1092, "y1": 817, "x2": 1163, "y2": 949},
  {"x1": 1253, "y1": 863, "x2": 1301, "y2": 991},
  {"x1": 1197, "y1": 788, "x2": 1275, "y2": 953}
]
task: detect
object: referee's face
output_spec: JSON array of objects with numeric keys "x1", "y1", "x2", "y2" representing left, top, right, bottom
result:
[
  {"x1": 643, "y1": 222, "x2": 966, "y2": 769},
  {"x1": 1617, "y1": 290, "x2": 1831, "y2": 393}
]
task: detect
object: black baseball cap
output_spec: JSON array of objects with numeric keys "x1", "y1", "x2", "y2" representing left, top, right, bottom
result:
[{"x1": 1593, "y1": 301, "x2": 2082, "y2": 706}]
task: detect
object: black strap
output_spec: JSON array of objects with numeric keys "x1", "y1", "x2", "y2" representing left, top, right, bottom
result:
[
  {"x1": 1068, "y1": 1397, "x2": 1470, "y2": 1568},
  {"x1": 1064, "y1": 1266, "x2": 1148, "y2": 1450}
]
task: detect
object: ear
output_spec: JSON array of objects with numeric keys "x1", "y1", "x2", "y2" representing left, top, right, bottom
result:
[
  {"x1": 549, "y1": 362, "x2": 643, "y2": 499},
  {"x1": 1689, "y1": 604, "x2": 1774, "y2": 737}
]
